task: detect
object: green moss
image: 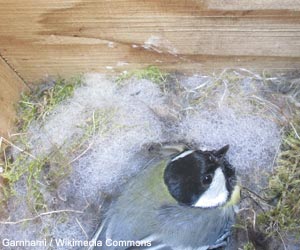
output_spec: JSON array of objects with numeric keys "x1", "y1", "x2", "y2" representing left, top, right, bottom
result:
[
  {"x1": 243, "y1": 242, "x2": 255, "y2": 250},
  {"x1": 17, "y1": 75, "x2": 83, "y2": 132},
  {"x1": 1, "y1": 76, "x2": 83, "y2": 210},
  {"x1": 0, "y1": 143, "x2": 74, "y2": 212},
  {"x1": 67, "y1": 107, "x2": 118, "y2": 156},
  {"x1": 116, "y1": 66, "x2": 168, "y2": 85},
  {"x1": 82, "y1": 108, "x2": 117, "y2": 137},
  {"x1": 188, "y1": 71, "x2": 243, "y2": 108},
  {"x1": 0, "y1": 153, "x2": 45, "y2": 210},
  {"x1": 257, "y1": 118, "x2": 300, "y2": 238},
  {"x1": 1, "y1": 101, "x2": 116, "y2": 213}
]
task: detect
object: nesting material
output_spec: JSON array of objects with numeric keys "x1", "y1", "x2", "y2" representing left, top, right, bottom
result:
[{"x1": 1, "y1": 69, "x2": 297, "y2": 250}]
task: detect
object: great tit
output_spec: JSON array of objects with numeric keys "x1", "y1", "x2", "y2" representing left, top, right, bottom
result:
[{"x1": 87, "y1": 144, "x2": 240, "y2": 250}]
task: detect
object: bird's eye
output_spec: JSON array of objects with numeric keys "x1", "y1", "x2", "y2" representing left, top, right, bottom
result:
[{"x1": 202, "y1": 174, "x2": 213, "y2": 185}]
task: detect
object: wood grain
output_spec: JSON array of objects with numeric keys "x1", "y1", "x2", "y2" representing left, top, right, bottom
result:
[
  {"x1": 0, "y1": 57, "x2": 28, "y2": 138},
  {"x1": 0, "y1": 0, "x2": 300, "y2": 83}
]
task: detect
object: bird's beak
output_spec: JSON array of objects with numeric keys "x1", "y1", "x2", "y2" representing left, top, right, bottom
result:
[{"x1": 215, "y1": 145, "x2": 229, "y2": 158}]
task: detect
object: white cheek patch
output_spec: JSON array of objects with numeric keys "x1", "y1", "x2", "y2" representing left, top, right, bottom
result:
[
  {"x1": 193, "y1": 168, "x2": 229, "y2": 208},
  {"x1": 171, "y1": 150, "x2": 195, "y2": 162}
]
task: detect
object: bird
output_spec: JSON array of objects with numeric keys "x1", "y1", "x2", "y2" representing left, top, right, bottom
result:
[{"x1": 87, "y1": 144, "x2": 240, "y2": 250}]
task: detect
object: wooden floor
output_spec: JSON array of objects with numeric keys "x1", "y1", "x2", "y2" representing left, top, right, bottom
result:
[{"x1": 1, "y1": 0, "x2": 300, "y2": 135}]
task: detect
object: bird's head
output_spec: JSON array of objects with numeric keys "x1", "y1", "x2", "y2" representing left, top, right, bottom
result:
[{"x1": 164, "y1": 145, "x2": 238, "y2": 208}]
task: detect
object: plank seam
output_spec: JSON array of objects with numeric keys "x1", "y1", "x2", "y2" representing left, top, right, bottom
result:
[{"x1": 0, "y1": 52, "x2": 31, "y2": 90}]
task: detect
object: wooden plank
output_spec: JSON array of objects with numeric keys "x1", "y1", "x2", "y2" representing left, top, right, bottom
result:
[
  {"x1": 0, "y1": 0, "x2": 300, "y2": 83},
  {"x1": 0, "y1": 56, "x2": 28, "y2": 138}
]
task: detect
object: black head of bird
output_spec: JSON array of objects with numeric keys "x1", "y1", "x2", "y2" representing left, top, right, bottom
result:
[{"x1": 164, "y1": 144, "x2": 237, "y2": 208}]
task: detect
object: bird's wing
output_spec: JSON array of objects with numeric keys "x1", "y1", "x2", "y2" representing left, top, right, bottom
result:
[{"x1": 156, "y1": 204, "x2": 234, "y2": 249}]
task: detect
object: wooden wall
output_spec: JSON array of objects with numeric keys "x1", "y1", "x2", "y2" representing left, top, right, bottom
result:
[
  {"x1": 0, "y1": 57, "x2": 28, "y2": 137},
  {"x1": 1, "y1": 0, "x2": 300, "y2": 135}
]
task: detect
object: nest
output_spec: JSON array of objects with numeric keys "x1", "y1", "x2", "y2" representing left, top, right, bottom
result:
[{"x1": 0, "y1": 67, "x2": 299, "y2": 250}]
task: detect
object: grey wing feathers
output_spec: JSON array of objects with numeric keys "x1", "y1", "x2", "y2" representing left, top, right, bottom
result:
[
  {"x1": 86, "y1": 204, "x2": 234, "y2": 250},
  {"x1": 156, "y1": 205, "x2": 234, "y2": 249}
]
